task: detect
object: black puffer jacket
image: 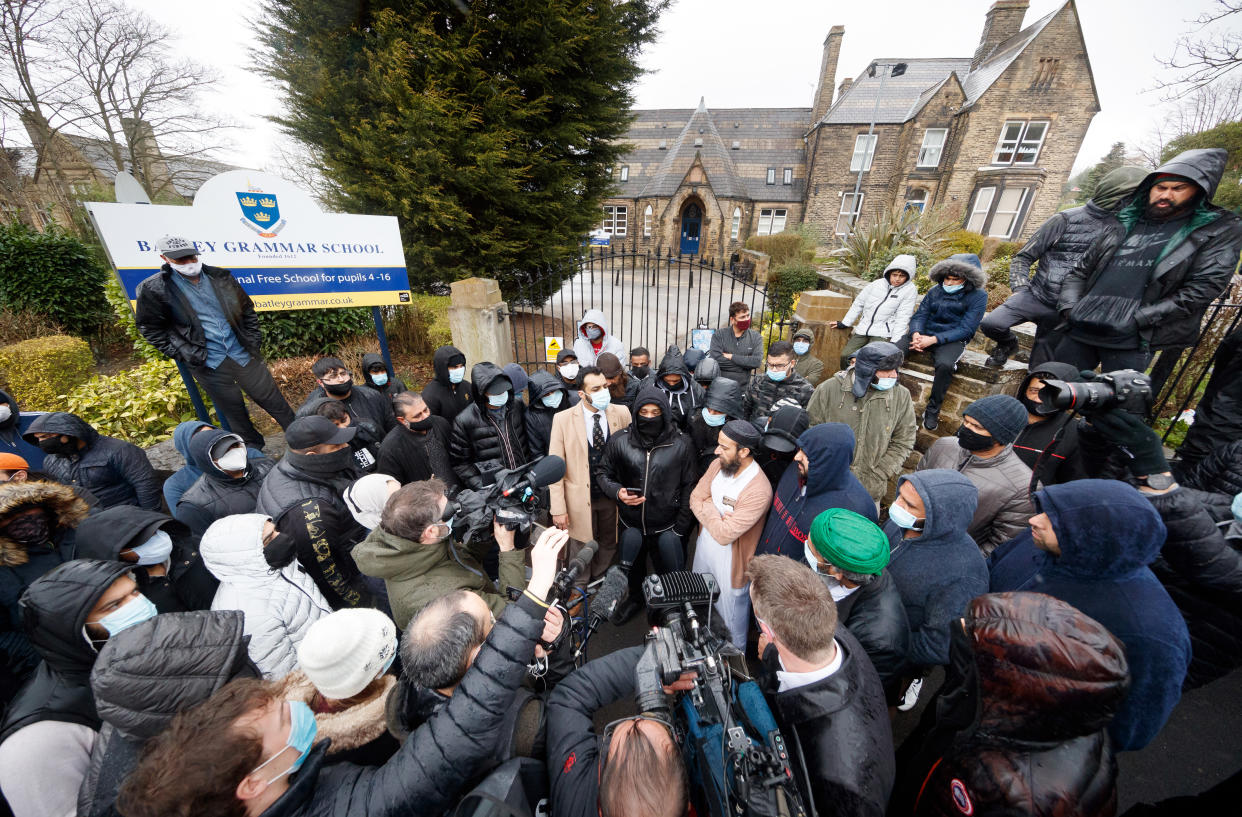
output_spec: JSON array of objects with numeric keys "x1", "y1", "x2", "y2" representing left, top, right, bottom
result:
[
  {"x1": 595, "y1": 385, "x2": 696, "y2": 536},
  {"x1": 24, "y1": 413, "x2": 161, "y2": 511},
  {"x1": 245, "y1": 593, "x2": 547, "y2": 817},
  {"x1": 1012, "y1": 362, "x2": 1088, "y2": 487},
  {"x1": 834, "y1": 570, "x2": 910, "y2": 703},
  {"x1": 760, "y1": 629, "x2": 895, "y2": 817},
  {"x1": 134, "y1": 264, "x2": 262, "y2": 366},
  {"x1": 360, "y1": 353, "x2": 408, "y2": 398},
  {"x1": 74, "y1": 506, "x2": 217, "y2": 613},
  {"x1": 0, "y1": 559, "x2": 132, "y2": 743},
  {"x1": 1179, "y1": 438, "x2": 1242, "y2": 497},
  {"x1": 891, "y1": 592, "x2": 1129, "y2": 817},
  {"x1": 78, "y1": 610, "x2": 253, "y2": 817},
  {"x1": 525, "y1": 371, "x2": 568, "y2": 458},
  {"x1": 176, "y1": 428, "x2": 275, "y2": 536},
  {"x1": 1177, "y1": 326, "x2": 1242, "y2": 470},
  {"x1": 654, "y1": 348, "x2": 705, "y2": 431},
  {"x1": 1058, "y1": 149, "x2": 1242, "y2": 350},
  {"x1": 742, "y1": 369, "x2": 814, "y2": 426},
  {"x1": 450, "y1": 363, "x2": 529, "y2": 489},
  {"x1": 422, "y1": 345, "x2": 472, "y2": 420}
]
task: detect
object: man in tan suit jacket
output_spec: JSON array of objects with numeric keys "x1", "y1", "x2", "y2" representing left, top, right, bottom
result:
[{"x1": 548, "y1": 366, "x2": 631, "y2": 582}]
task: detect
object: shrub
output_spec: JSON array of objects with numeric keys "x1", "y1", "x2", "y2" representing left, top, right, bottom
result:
[
  {"x1": 268, "y1": 356, "x2": 320, "y2": 408},
  {"x1": 63, "y1": 359, "x2": 214, "y2": 447},
  {"x1": 0, "y1": 335, "x2": 95, "y2": 410},
  {"x1": 0, "y1": 222, "x2": 110, "y2": 336},
  {"x1": 257, "y1": 307, "x2": 375, "y2": 359},
  {"x1": 833, "y1": 206, "x2": 959, "y2": 281},
  {"x1": 938, "y1": 230, "x2": 985, "y2": 260},
  {"x1": 767, "y1": 261, "x2": 821, "y2": 320},
  {"x1": 745, "y1": 227, "x2": 816, "y2": 268},
  {"x1": 103, "y1": 274, "x2": 163, "y2": 362},
  {"x1": 0, "y1": 308, "x2": 64, "y2": 347},
  {"x1": 382, "y1": 295, "x2": 452, "y2": 355}
]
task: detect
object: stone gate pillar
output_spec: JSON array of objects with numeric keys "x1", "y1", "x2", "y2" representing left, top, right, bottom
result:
[
  {"x1": 793, "y1": 289, "x2": 853, "y2": 371},
  {"x1": 448, "y1": 278, "x2": 514, "y2": 368}
]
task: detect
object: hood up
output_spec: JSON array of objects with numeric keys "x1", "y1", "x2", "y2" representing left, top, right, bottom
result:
[
  {"x1": 927, "y1": 254, "x2": 986, "y2": 289},
  {"x1": 1037, "y1": 479, "x2": 1165, "y2": 580},
  {"x1": 577, "y1": 308, "x2": 613, "y2": 343},
  {"x1": 23, "y1": 411, "x2": 99, "y2": 448},
  {"x1": 172, "y1": 420, "x2": 213, "y2": 465},
  {"x1": 1139, "y1": 147, "x2": 1227, "y2": 202},
  {"x1": 896, "y1": 470, "x2": 979, "y2": 546},
  {"x1": 851, "y1": 341, "x2": 904, "y2": 400},
  {"x1": 432, "y1": 345, "x2": 467, "y2": 386},
  {"x1": 502, "y1": 363, "x2": 529, "y2": 397},
  {"x1": 361, "y1": 353, "x2": 391, "y2": 388},
  {"x1": 91, "y1": 609, "x2": 253, "y2": 740},
  {"x1": 656, "y1": 347, "x2": 692, "y2": 388},
  {"x1": 1090, "y1": 166, "x2": 1148, "y2": 211},
  {"x1": 0, "y1": 388, "x2": 19, "y2": 433},
  {"x1": 694, "y1": 356, "x2": 720, "y2": 385},
  {"x1": 469, "y1": 362, "x2": 512, "y2": 405},
  {"x1": 199, "y1": 513, "x2": 274, "y2": 585},
  {"x1": 0, "y1": 481, "x2": 90, "y2": 567},
  {"x1": 796, "y1": 423, "x2": 857, "y2": 495},
  {"x1": 188, "y1": 428, "x2": 252, "y2": 482},
  {"x1": 21, "y1": 559, "x2": 133, "y2": 676},
  {"x1": 527, "y1": 370, "x2": 566, "y2": 405},
  {"x1": 630, "y1": 384, "x2": 677, "y2": 448},
  {"x1": 703, "y1": 377, "x2": 743, "y2": 417},
  {"x1": 75, "y1": 506, "x2": 182, "y2": 561},
  {"x1": 1018, "y1": 361, "x2": 1084, "y2": 411},
  {"x1": 882, "y1": 253, "x2": 917, "y2": 284}
]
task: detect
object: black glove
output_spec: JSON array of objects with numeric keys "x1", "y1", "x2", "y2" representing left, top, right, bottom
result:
[{"x1": 1086, "y1": 410, "x2": 1169, "y2": 477}]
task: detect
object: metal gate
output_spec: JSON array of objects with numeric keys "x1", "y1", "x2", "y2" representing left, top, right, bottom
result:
[{"x1": 508, "y1": 243, "x2": 785, "y2": 370}]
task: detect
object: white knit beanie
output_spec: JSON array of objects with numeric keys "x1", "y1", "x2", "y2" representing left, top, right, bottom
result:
[{"x1": 297, "y1": 608, "x2": 398, "y2": 699}]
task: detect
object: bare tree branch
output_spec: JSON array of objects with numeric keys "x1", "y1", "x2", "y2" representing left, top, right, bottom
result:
[{"x1": 1158, "y1": 0, "x2": 1242, "y2": 95}]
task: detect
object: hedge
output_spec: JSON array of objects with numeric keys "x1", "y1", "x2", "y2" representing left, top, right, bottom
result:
[
  {"x1": 0, "y1": 222, "x2": 109, "y2": 336},
  {"x1": 0, "y1": 335, "x2": 94, "y2": 410},
  {"x1": 63, "y1": 359, "x2": 214, "y2": 447}
]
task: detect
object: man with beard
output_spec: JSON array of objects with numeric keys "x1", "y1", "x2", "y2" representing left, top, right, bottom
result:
[
  {"x1": 689, "y1": 421, "x2": 772, "y2": 648},
  {"x1": 377, "y1": 392, "x2": 459, "y2": 492},
  {"x1": 1057, "y1": 148, "x2": 1242, "y2": 372}
]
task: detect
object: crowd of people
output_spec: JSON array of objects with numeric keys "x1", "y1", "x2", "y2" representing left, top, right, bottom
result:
[{"x1": 0, "y1": 146, "x2": 1237, "y2": 817}]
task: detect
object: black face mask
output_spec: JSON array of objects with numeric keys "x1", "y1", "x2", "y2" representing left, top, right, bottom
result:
[
  {"x1": 324, "y1": 379, "x2": 353, "y2": 397},
  {"x1": 38, "y1": 437, "x2": 78, "y2": 457},
  {"x1": 957, "y1": 426, "x2": 995, "y2": 452},
  {"x1": 287, "y1": 446, "x2": 356, "y2": 475},
  {"x1": 635, "y1": 415, "x2": 663, "y2": 439},
  {"x1": 2, "y1": 511, "x2": 51, "y2": 546},
  {"x1": 263, "y1": 532, "x2": 297, "y2": 569},
  {"x1": 406, "y1": 416, "x2": 434, "y2": 434},
  {"x1": 631, "y1": 366, "x2": 650, "y2": 380}
]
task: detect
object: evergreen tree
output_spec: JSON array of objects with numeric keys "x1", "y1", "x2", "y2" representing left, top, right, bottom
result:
[
  {"x1": 259, "y1": 0, "x2": 667, "y2": 295},
  {"x1": 1078, "y1": 141, "x2": 1127, "y2": 203},
  {"x1": 1164, "y1": 120, "x2": 1242, "y2": 213}
]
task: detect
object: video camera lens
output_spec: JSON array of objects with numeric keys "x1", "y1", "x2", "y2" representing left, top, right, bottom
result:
[{"x1": 1036, "y1": 369, "x2": 1152, "y2": 416}]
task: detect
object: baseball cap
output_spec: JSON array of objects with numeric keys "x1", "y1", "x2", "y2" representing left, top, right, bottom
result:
[
  {"x1": 285, "y1": 416, "x2": 356, "y2": 449},
  {"x1": 156, "y1": 235, "x2": 199, "y2": 260}
]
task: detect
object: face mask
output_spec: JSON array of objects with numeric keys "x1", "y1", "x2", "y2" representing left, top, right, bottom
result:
[
  {"x1": 559, "y1": 363, "x2": 580, "y2": 381},
  {"x1": 803, "y1": 543, "x2": 826, "y2": 574},
  {"x1": 3, "y1": 511, "x2": 51, "y2": 546},
  {"x1": 324, "y1": 379, "x2": 352, "y2": 397},
  {"x1": 448, "y1": 366, "x2": 465, "y2": 384},
  {"x1": 38, "y1": 437, "x2": 77, "y2": 457},
  {"x1": 0, "y1": 405, "x2": 11, "y2": 423},
  {"x1": 636, "y1": 416, "x2": 662, "y2": 438},
  {"x1": 406, "y1": 416, "x2": 434, "y2": 433},
  {"x1": 586, "y1": 326, "x2": 602, "y2": 341},
  {"x1": 1233, "y1": 492, "x2": 1242, "y2": 524},
  {"x1": 370, "y1": 372, "x2": 389, "y2": 387},
  {"x1": 251, "y1": 701, "x2": 318, "y2": 785},
  {"x1": 888, "y1": 502, "x2": 923, "y2": 531},
  {"x1": 215, "y1": 446, "x2": 249, "y2": 472},
  {"x1": 264, "y1": 531, "x2": 298, "y2": 569},
  {"x1": 767, "y1": 369, "x2": 787, "y2": 383},
  {"x1": 631, "y1": 365, "x2": 650, "y2": 379},
  {"x1": 702, "y1": 408, "x2": 727, "y2": 427},
  {"x1": 1020, "y1": 394, "x2": 1050, "y2": 416},
  {"x1": 542, "y1": 391, "x2": 564, "y2": 409},
  {"x1": 792, "y1": 341, "x2": 810, "y2": 356},
  {"x1": 956, "y1": 426, "x2": 995, "y2": 452},
  {"x1": 590, "y1": 390, "x2": 611, "y2": 410},
  {"x1": 735, "y1": 319, "x2": 751, "y2": 331},
  {"x1": 941, "y1": 283, "x2": 964, "y2": 294},
  {"x1": 487, "y1": 392, "x2": 509, "y2": 408},
  {"x1": 873, "y1": 377, "x2": 897, "y2": 391},
  {"x1": 129, "y1": 530, "x2": 173, "y2": 566},
  {"x1": 99, "y1": 593, "x2": 158, "y2": 636},
  {"x1": 169, "y1": 259, "x2": 202, "y2": 277}
]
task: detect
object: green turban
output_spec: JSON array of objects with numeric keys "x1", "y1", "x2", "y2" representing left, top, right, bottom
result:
[{"x1": 808, "y1": 508, "x2": 889, "y2": 575}]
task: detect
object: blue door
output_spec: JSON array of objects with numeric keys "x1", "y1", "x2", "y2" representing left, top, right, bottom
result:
[{"x1": 680, "y1": 203, "x2": 701, "y2": 255}]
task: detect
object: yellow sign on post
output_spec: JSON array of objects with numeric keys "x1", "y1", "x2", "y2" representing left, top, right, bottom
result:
[{"x1": 544, "y1": 337, "x2": 563, "y2": 363}]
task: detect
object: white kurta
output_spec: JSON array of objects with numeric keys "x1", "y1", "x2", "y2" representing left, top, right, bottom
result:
[{"x1": 692, "y1": 461, "x2": 761, "y2": 649}]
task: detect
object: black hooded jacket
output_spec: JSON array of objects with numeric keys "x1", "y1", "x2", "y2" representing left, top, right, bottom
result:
[
  {"x1": 24, "y1": 413, "x2": 161, "y2": 511},
  {"x1": 297, "y1": 385, "x2": 396, "y2": 437},
  {"x1": 1011, "y1": 362, "x2": 1089, "y2": 487},
  {"x1": 175, "y1": 429, "x2": 275, "y2": 536},
  {"x1": 423, "y1": 345, "x2": 472, "y2": 420},
  {"x1": 687, "y1": 377, "x2": 745, "y2": 478},
  {"x1": 595, "y1": 385, "x2": 696, "y2": 536},
  {"x1": 525, "y1": 371, "x2": 568, "y2": 458},
  {"x1": 360, "y1": 353, "x2": 408, "y2": 398},
  {"x1": 74, "y1": 506, "x2": 217, "y2": 613},
  {"x1": 376, "y1": 414, "x2": 459, "y2": 491},
  {"x1": 1059, "y1": 148, "x2": 1242, "y2": 350},
  {"x1": 1176, "y1": 326, "x2": 1242, "y2": 470},
  {"x1": 449, "y1": 363, "x2": 529, "y2": 489},
  {"x1": 1, "y1": 559, "x2": 132, "y2": 743},
  {"x1": 134, "y1": 264, "x2": 261, "y2": 366},
  {"x1": 654, "y1": 348, "x2": 705, "y2": 431}
]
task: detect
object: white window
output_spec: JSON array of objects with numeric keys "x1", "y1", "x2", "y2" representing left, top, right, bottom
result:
[
  {"x1": 835, "y1": 193, "x2": 863, "y2": 235},
  {"x1": 991, "y1": 120, "x2": 1049, "y2": 166},
  {"x1": 620, "y1": 166, "x2": 629, "y2": 182},
  {"x1": 989, "y1": 187, "x2": 1028, "y2": 238},
  {"x1": 782, "y1": 168, "x2": 793, "y2": 185},
  {"x1": 917, "y1": 129, "x2": 947, "y2": 168},
  {"x1": 731, "y1": 207, "x2": 741, "y2": 239},
  {"x1": 965, "y1": 187, "x2": 995, "y2": 233},
  {"x1": 850, "y1": 134, "x2": 877, "y2": 172},
  {"x1": 904, "y1": 189, "x2": 928, "y2": 213},
  {"x1": 766, "y1": 168, "x2": 776, "y2": 185},
  {"x1": 643, "y1": 205, "x2": 653, "y2": 237},
  {"x1": 756, "y1": 208, "x2": 788, "y2": 236},
  {"x1": 602, "y1": 205, "x2": 627, "y2": 236}
]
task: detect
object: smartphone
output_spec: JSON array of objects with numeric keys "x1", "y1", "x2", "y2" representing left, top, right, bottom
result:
[{"x1": 626, "y1": 487, "x2": 645, "y2": 497}]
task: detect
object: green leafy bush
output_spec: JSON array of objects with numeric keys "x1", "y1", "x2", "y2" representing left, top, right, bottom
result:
[
  {"x1": 767, "y1": 262, "x2": 821, "y2": 320},
  {"x1": 0, "y1": 335, "x2": 95, "y2": 410},
  {"x1": 257, "y1": 307, "x2": 375, "y2": 359},
  {"x1": 745, "y1": 228, "x2": 816, "y2": 268},
  {"x1": 63, "y1": 359, "x2": 214, "y2": 446},
  {"x1": 103, "y1": 274, "x2": 163, "y2": 361},
  {"x1": 938, "y1": 230, "x2": 985, "y2": 260},
  {"x1": 0, "y1": 222, "x2": 109, "y2": 336},
  {"x1": 834, "y1": 206, "x2": 958, "y2": 281}
]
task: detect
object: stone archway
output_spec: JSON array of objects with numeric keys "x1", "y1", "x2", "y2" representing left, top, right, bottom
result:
[{"x1": 678, "y1": 196, "x2": 705, "y2": 255}]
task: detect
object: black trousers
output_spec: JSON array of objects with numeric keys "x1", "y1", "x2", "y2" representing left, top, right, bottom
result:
[
  {"x1": 619, "y1": 527, "x2": 684, "y2": 600},
  {"x1": 190, "y1": 356, "x2": 295, "y2": 449},
  {"x1": 898, "y1": 334, "x2": 966, "y2": 410},
  {"x1": 1052, "y1": 337, "x2": 1152, "y2": 374}
]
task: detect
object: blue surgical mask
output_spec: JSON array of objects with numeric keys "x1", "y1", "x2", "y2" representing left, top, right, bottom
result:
[
  {"x1": 371, "y1": 372, "x2": 389, "y2": 387},
  {"x1": 448, "y1": 366, "x2": 465, "y2": 384},
  {"x1": 941, "y1": 283, "x2": 964, "y2": 293},
  {"x1": 873, "y1": 377, "x2": 897, "y2": 391},
  {"x1": 128, "y1": 529, "x2": 173, "y2": 566},
  {"x1": 590, "y1": 389, "x2": 612, "y2": 410},
  {"x1": 585, "y1": 326, "x2": 602, "y2": 341},
  {"x1": 542, "y1": 391, "x2": 564, "y2": 409},
  {"x1": 888, "y1": 502, "x2": 923, "y2": 531},
  {"x1": 767, "y1": 369, "x2": 787, "y2": 382},
  {"x1": 702, "y1": 407, "x2": 727, "y2": 427},
  {"x1": 793, "y1": 341, "x2": 810, "y2": 356},
  {"x1": 99, "y1": 593, "x2": 158, "y2": 636},
  {"x1": 487, "y1": 392, "x2": 509, "y2": 408},
  {"x1": 250, "y1": 701, "x2": 319, "y2": 784},
  {"x1": 1233, "y1": 491, "x2": 1242, "y2": 524}
]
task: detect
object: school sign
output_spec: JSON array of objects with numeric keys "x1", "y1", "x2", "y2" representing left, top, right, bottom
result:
[{"x1": 86, "y1": 170, "x2": 411, "y2": 310}]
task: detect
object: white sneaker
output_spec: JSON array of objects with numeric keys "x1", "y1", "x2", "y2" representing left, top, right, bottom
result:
[{"x1": 898, "y1": 677, "x2": 923, "y2": 712}]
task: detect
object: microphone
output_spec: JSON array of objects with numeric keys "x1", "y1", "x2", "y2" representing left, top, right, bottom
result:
[
  {"x1": 499, "y1": 455, "x2": 567, "y2": 498},
  {"x1": 545, "y1": 538, "x2": 599, "y2": 607},
  {"x1": 565, "y1": 539, "x2": 599, "y2": 583},
  {"x1": 574, "y1": 565, "x2": 630, "y2": 661}
]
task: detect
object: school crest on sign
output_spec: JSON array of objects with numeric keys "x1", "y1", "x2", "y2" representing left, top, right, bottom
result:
[{"x1": 236, "y1": 187, "x2": 286, "y2": 237}]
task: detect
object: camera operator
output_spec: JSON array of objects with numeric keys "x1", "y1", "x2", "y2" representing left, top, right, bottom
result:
[
  {"x1": 748, "y1": 555, "x2": 894, "y2": 817},
  {"x1": 546, "y1": 645, "x2": 692, "y2": 817},
  {"x1": 353, "y1": 478, "x2": 531, "y2": 629}
]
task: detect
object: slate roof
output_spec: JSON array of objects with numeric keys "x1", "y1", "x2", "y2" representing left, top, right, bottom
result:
[{"x1": 638, "y1": 98, "x2": 746, "y2": 199}]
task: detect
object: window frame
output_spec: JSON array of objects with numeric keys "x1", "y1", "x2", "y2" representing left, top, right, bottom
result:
[
  {"x1": 991, "y1": 120, "x2": 1049, "y2": 166},
  {"x1": 834, "y1": 193, "x2": 864, "y2": 236},
  {"x1": 643, "y1": 204, "x2": 653, "y2": 237},
  {"x1": 850, "y1": 134, "x2": 877, "y2": 172},
  {"x1": 988, "y1": 187, "x2": 1028, "y2": 239},
  {"x1": 619, "y1": 166, "x2": 629, "y2": 182},
  {"x1": 782, "y1": 168, "x2": 793, "y2": 185},
  {"x1": 916, "y1": 129, "x2": 947, "y2": 168},
  {"x1": 602, "y1": 205, "x2": 628, "y2": 236},
  {"x1": 766, "y1": 168, "x2": 776, "y2": 185},
  {"x1": 904, "y1": 188, "x2": 928, "y2": 213},
  {"x1": 731, "y1": 207, "x2": 741, "y2": 240},
  {"x1": 965, "y1": 187, "x2": 996, "y2": 233}
]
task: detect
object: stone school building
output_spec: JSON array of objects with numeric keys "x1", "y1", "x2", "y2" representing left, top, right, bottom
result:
[{"x1": 601, "y1": 0, "x2": 1098, "y2": 257}]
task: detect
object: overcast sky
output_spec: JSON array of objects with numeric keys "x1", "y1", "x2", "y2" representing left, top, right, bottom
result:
[{"x1": 122, "y1": 0, "x2": 1222, "y2": 177}]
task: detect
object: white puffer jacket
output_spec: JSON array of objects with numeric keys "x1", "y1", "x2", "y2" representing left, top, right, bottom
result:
[
  {"x1": 842, "y1": 267, "x2": 918, "y2": 342},
  {"x1": 200, "y1": 513, "x2": 332, "y2": 679},
  {"x1": 572, "y1": 307, "x2": 626, "y2": 366}
]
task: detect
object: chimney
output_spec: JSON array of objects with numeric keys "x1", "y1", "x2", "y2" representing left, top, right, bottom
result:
[
  {"x1": 971, "y1": 0, "x2": 1029, "y2": 70},
  {"x1": 838, "y1": 77, "x2": 853, "y2": 98},
  {"x1": 812, "y1": 26, "x2": 845, "y2": 124}
]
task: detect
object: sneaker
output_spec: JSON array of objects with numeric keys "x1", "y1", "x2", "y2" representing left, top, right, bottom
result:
[
  {"x1": 923, "y1": 406, "x2": 940, "y2": 431},
  {"x1": 985, "y1": 339, "x2": 1018, "y2": 368},
  {"x1": 898, "y1": 677, "x2": 923, "y2": 712}
]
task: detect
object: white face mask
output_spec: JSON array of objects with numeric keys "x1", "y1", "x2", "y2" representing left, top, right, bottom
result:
[
  {"x1": 0, "y1": 405, "x2": 10, "y2": 423},
  {"x1": 559, "y1": 363, "x2": 580, "y2": 381},
  {"x1": 170, "y1": 259, "x2": 202, "y2": 277},
  {"x1": 215, "y1": 446, "x2": 249, "y2": 472}
]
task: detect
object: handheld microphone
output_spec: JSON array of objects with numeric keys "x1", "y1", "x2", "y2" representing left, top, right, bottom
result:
[
  {"x1": 499, "y1": 455, "x2": 566, "y2": 498},
  {"x1": 573, "y1": 565, "x2": 629, "y2": 661},
  {"x1": 565, "y1": 539, "x2": 599, "y2": 582},
  {"x1": 546, "y1": 538, "x2": 599, "y2": 607}
]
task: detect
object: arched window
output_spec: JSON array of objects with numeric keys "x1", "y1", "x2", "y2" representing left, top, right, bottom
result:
[
  {"x1": 643, "y1": 205, "x2": 653, "y2": 237},
  {"x1": 731, "y1": 207, "x2": 741, "y2": 240}
]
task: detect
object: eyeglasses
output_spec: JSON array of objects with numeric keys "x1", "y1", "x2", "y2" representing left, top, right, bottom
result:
[
  {"x1": 598, "y1": 714, "x2": 678, "y2": 769},
  {"x1": 320, "y1": 369, "x2": 352, "y2": 384}
]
